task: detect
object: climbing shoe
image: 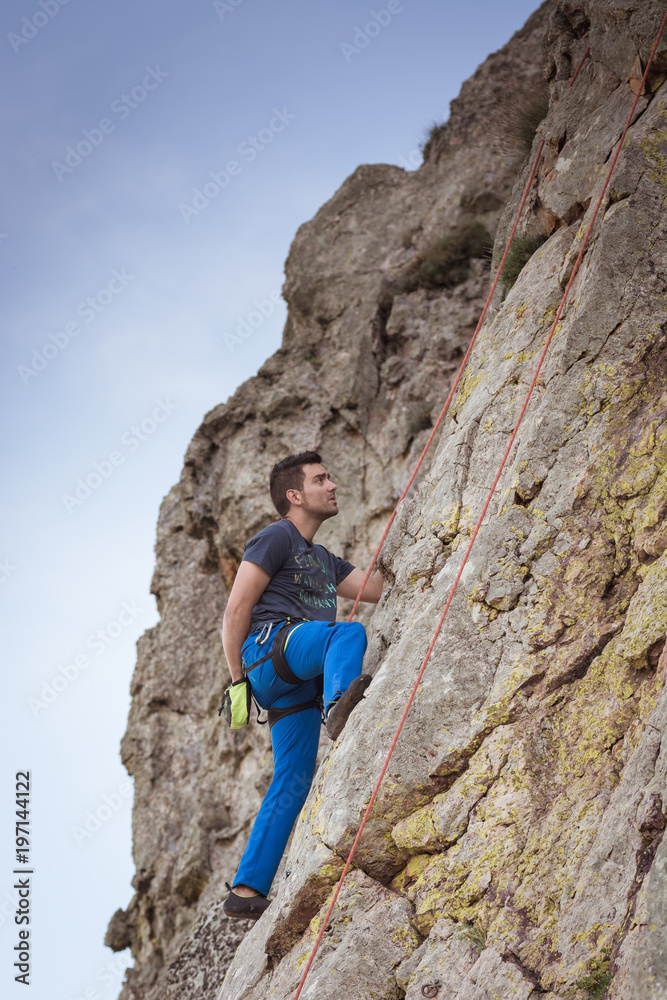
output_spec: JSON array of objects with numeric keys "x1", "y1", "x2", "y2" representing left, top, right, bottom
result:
[
  {"x1": 222, "y1": 884, "x2": 271, "y2": 920},
  {"x1": 325, "y1": 674, "x2": 372, "y2": 741}
]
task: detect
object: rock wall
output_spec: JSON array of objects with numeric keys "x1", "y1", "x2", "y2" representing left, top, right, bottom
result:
[{"x1": 108, "y1": 2, "x2": 667, "y2": 998}]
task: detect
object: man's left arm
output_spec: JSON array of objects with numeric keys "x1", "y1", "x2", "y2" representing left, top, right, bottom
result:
[{"x1": 336, "y1": 567, "x2": 383, "y2": 603}]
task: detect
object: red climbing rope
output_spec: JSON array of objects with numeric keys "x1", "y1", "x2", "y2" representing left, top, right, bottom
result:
[
  {"x1": 346, "y1": 45, "x2": 590, "y2": 621},
  {"x1": 293, "y1": 25, "x2": 667, "y2": 996}
]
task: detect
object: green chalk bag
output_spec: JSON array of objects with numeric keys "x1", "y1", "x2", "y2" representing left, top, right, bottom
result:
[{"x1": 221, "y1": 678, "x2": 251, "y2": 729}]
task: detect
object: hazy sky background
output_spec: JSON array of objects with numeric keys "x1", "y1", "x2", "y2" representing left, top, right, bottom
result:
[{"x1": 1, "y1": 1, "x2": 541, "y2": 997}]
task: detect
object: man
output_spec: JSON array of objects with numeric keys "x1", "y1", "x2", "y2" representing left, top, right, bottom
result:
[{"x1": 221, "y1": 451, "x2": 383, "y2": 920}]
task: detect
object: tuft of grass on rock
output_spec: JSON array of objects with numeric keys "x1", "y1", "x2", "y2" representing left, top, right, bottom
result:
[
  {"x1": 513, "y1": 92, "x2": 550, "y2": 154},
  {"x1": 489, "y1": 85, "x2": 550, "y2": 157},
  {"x1": 498, "y1": 232, "x2": 549, "y2": 291},
  {"x1": 397, "y1": 221, "x2": 492, "y2": 294},
  {"x1": 420, "y1": 121, "x2": 449, "y2": 161},
  {"x1": 454, "y1": 921, "x2": 487, "y2": 953}
]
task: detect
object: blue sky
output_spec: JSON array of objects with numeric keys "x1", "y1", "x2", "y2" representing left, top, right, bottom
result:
[{"x1": 1, "y1": 1, "x2": 541, "y2": 997}]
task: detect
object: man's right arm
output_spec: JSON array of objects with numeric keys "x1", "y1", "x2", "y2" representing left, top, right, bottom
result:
[{"x1": 222, "y1": 561, "x2": 271, "y2": 682}]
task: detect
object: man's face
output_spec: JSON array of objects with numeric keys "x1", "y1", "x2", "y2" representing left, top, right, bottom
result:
[{"x1": 295, "y1": 463, "x2": 338, "y2": 520}]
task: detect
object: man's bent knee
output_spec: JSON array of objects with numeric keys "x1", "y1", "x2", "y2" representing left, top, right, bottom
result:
[{"x1": 344, "y1": 620, "x2": 368, "y2": 647}]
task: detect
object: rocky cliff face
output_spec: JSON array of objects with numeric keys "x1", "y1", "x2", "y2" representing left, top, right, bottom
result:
[{"x1": 107, "y1": 2, "x2": 667, "y2": 998}]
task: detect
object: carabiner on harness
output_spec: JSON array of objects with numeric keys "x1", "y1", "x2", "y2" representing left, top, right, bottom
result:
[{"x1": 255, "y1": 622, "x2": 274, "y2": 646}]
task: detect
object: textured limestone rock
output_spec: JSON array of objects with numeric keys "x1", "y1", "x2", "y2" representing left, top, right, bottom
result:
[
  {"x1": 223, "y1": 871, "x2": 421, "y2": 1000},
  {"x1": 397, "y1": 922, "x2": 538, "y2": 1000},
  {"x1": 110, "y1": 2, "x2": 667, "y2": 998}
]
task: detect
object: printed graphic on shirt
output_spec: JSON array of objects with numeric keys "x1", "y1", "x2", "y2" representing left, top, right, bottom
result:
[
  {"x1": 291, "y1": 552, "x2": 336, "y2": 610},
  {"x1": 293, "y1": 553, "x2": 337, "y2": 610}
]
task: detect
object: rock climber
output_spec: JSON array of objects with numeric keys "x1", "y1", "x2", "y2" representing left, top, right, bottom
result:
[{"x1": 221, "y1": 451, "x2": 383, "y2": 920}]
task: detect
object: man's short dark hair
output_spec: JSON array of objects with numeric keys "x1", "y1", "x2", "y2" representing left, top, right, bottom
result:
[{"x1": 270, "y1": 451, "x2": 322, "y2": 517}]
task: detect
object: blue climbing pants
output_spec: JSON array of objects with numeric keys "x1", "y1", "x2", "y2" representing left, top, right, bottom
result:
[{"x1": 233, "y1": 619, "x2": 367, "y2": 896}]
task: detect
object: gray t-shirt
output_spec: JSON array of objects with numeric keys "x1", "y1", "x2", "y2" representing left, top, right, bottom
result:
[{"x1": 243, "y1": 519, "x2": 354, "y2": 632}]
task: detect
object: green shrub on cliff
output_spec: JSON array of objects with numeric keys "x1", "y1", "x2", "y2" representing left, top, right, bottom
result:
[
  {"x1": 397, "y1": 221, "x2": 492, "y2": 294},
  {"x1": 574, "y1": 947, "x2": 612, "y2": 999},
  {"x1": 498, "y1": 232, "x2": 548, "y2": 290}
]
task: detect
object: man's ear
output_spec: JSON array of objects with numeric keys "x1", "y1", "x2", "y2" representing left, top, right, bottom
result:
[{"x1": 285, "y1": 489, "x2": 302, "y2": 507}]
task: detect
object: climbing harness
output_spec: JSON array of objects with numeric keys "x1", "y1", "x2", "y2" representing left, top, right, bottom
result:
[
  {"x1": 266, "y1": 697, "x2": 323, "y2": 730},
  {"x1": 264, "y1": 621, "x2": 325, "y2": 728},
  {"x1": 270, "y1": 622, "x2": 309, "y2": 686},
  {"x1": 293, "y1": 17, "x2": 667, "y2": 996},
  {"x1": 220, "y1": 618, "x2": 324, "y2": 730}
]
